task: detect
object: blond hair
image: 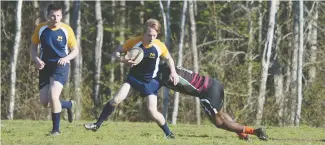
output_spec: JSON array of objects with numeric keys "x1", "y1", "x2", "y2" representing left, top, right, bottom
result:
[{"x1": 145, "y1": 18, "x2": 161, "y2": 34}]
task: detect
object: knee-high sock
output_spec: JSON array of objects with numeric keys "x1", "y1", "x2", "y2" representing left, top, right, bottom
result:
[{"x1": 95, "y1": 101, "x2": 115, "y2": 127}]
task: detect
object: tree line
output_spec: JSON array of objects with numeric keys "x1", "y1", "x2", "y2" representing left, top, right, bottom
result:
[{"x1": 1, "y1": 0, "x2": 325, "y2": 127}]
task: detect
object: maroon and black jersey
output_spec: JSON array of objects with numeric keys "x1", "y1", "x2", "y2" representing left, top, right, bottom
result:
[{"x1": 158, "y1": 63, "x2": 212, "y2": 97}]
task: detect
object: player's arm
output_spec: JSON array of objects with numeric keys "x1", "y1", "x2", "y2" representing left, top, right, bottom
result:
[
  {"x1": 163, "y1": 53, "x2": 179, "y2": 85},
  {"x1": 58, "y1": 26, "x2": 79, "y2": 65},
  {"x1": 30, "y1": 25, "x2": 45, "y2": 70}
]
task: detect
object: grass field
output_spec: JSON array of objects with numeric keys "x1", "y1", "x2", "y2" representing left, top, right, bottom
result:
[{"x1": 1, "y1": 120, "x2": 325, "y2": 145}]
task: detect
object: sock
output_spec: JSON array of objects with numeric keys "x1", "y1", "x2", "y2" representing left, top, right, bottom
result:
[
  {"x1": 243, "y1": 126, "x2": 255, "y2": 134},
  {"x1": 52, "y1": 112, "x2": 61, "y2": 132},
  {"x1": 60, "y1": 100, "x2": 72, "y2": 109},
  {"x1": 95, "y1": 101, "x2": 115, "y2": 127},
  {"x1": 159, "y1": 123, "x2": 171, "y2": 136}
]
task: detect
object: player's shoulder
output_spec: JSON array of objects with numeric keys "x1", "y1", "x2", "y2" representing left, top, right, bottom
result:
[
  {"x1": 35, "y1": 22, "x2": 48, "y2": 29},
  {"x1": 60, "y1": 22, "x2": 73, "y2": 30},
  {"x1": 152, "y1": 39, "x2": 167, "y2": 48},
  {"x1": 128, "y1": 36, "x2": 142, "y2": 42}
]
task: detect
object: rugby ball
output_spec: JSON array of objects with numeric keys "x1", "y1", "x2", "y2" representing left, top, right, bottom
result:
[{"x1": 125, "y1": 46, "x2": 144, "y2": 65}]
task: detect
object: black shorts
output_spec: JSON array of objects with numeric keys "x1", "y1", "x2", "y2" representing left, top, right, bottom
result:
[
  {"x1": 39, "y1": 61, "x2": 69, "y2": 89},
  {"x1": 126, "y1": 75, "x2": 161, "y2": 97},
  {"x1": 199, "y1": 78, "x2": 224, "y2": 115}
]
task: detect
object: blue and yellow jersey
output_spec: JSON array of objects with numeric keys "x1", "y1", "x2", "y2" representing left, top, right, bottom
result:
[
  {"x1": 122, "y1": 36, "x2": 169, "y2": 82},
  {"x1": 31, "y1": 22, "x2": 77, "y2": 62}
]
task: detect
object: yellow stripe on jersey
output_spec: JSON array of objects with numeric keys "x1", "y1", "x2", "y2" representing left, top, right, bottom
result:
[
  {"x1": 122, "y1": 36, "x2": 169, "y2": 58},
  {"x1": 31, "y1": 22, "x2": 47, "y2": 44},
  {"x1": 31, "y1": 22, "x2": 77, "y2": 49},
  {"x1": 60, "y1": 23, "x2": 77, "y2": 49},
  {"x1": 122, "y1": 36, "x2": 142, "y2": 52}
]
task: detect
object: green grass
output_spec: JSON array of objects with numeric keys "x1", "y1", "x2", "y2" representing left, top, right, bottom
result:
[{"x1": 1, "y1": 120, "x2": 325, "y2": 145}]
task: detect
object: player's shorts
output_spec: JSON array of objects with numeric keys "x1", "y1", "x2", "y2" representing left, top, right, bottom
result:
[
  {"x1": 126, "y1": 75, "x2": 161, "y2": 97},
  {"x1": 39, "y1": 61, "x2": 69, "y2": 89},
  {"x1": 199, "y1": 78, "x2": 224, "y2": 116}
]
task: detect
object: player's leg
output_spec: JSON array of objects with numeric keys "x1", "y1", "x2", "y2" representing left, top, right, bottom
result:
[
  {"x1": 146, "y1": 94, "x2": 174, "y2": 138},
  {"x1": 145, "y1": 79, "x2": 174, "y2": 138},
  {"x1": 48, "y1": 77, "x2": 64, "y2": 135},
  {"x1": 40, "y1": 85, "x2": 50, "y2": 107},
  {"x1": 84, "y1": 82, "x2": 132, "y2": 131}
]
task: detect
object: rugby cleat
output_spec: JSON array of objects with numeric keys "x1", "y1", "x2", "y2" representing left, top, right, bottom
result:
[
  {"x1": 166, "y1": 132, "x2": 175, "y2": 139},
  {"x1": 67, "y1": 99, "x2": 76, "y2": 123},
  {"x1": 84, "y1": 123, "x2": 99, "y2": 132},
  {"x1": 254, "y1": 128, "x2": 268, "y2": 141},
  {"x1": 47, "y1": 130, "x2": 61, "y2": 136},
  {"x1": 237, "y1": 133, "x2": 251, "y2": 142}
]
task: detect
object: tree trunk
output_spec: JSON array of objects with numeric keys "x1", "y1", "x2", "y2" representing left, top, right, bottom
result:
[
  {"x1": 245, "y1": 1, "x2": 254, "y2": 118},
  {"x1": 8, "y1": 0, "x2": 23, "y2": 120},
  {"x1": 159, "y1": 0, "x2": 171, "y2": 120},
  {"x1": 256, "y1": 0, "x2": 279, "y2": 125},
  {"x1": 172, "y1": 0, "x2": 187, "y2": 125},
  {"x1": 72, "y1": 0, "x2": 83, "y2": 120},
  {"x1": 119, "y1": 0, "x2": 126, "y2": 82},
  {"x1": 189, "y1": 0, "x2": 201, "y2": 125},
  {"x1": 295, "y1": 0, "x2": 304, "y2": 126},
  {"x1": 307, "y1": 2, "x2": 317, "y2": 83},
  {"x1": 110, "y1": 0, "x2": 116, "y2": 83},
  {"x1": 39, "y1": 1, "x2": 51, "y2": 22},
  {"x1": 290, "y1": 1, "x2": 299, "y2": 125},
  {"x1": 93, "y1": 0, "x2": 103, "y2": 108}
]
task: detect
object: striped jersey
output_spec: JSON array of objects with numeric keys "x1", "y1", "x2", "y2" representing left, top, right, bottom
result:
[{"x1": 158, "y1": 63, "x2": 211, "y2": 97}]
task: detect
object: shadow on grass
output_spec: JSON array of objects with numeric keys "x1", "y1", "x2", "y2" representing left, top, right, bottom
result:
[
  {"x1": 270, "y1": 138, "x2": 325, "y2": 142},
  {"x1": 176, "y1": 133, "x2": 228, "y2": 139}
]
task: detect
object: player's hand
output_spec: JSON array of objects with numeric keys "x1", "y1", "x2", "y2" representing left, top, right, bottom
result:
[
  {"x1": 34, "y1": 58, "x2": 45, "y2": 70},
  {"x1": 121, "y1": 57, "x2": 137, "y2": 67},
  {"x1": 58, "y1": 57, "x2": 70, "y2": 66},
  {"x1": 169, "y1": 72, "x2": 179, "y2": 86}
]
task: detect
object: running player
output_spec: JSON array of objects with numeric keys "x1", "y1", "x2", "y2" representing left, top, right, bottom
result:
[
  {"x1": 30, "y1": 4, "x2": 78, "y2": 136},
  {"x1": 84, "y1": 19, "x2": 179, "y2": 139},
  {"x1": 156, "y1": 62, "x2": 268, "y2": 141}
]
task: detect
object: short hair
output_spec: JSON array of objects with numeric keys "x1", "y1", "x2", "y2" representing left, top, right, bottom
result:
[
  {"x1": 145, "y1": 18, "x2": 161, "y2": 34},
  {"x1": 47, "y1": 4, "x2": 62, "y2": 15}
]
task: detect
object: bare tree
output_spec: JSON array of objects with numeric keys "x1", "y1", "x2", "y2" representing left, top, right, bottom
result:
[
  {"x1": 110, "y1": 0, "x2": 116, "y2": 83},
  {"x1": 172, "y1": 0, "x2": 187, "y2": 125},
  {"x1": 290, "y1": 1, "x2": 299, "y2": 125},
  {"x1": 295, "y1": 0, "x2": 304, "y2": 126},
  {"x1": 93, "y1": 0, "x2": 103, "y2": 110},
  {"x1": 245, "y1": 1, "x2": 255, "y2": 116},
  {"x1": 256, "y1": 0, "x2": 279, "y2": 125},
  {"x1": 189, "y1": 0, "x2": 201, "y2": 125},
  {"x1": 159, "y1": 0, "x2": 171, "y2": 119},
  {"x1": 8, "y1": 0, "x2": 23, "y2": 120},
  {"x1": 119, "y1": 0, "x2": 126, "y2": 81},
  {"x1": 307, "y1": 2, "x2": 318, "y2": 83},
  {"x1": 72, "y1": 0, "x2": 82, "y2": 120},
  {"x1": 63, "y1": 0, "x2": 70, "y2": 24}
]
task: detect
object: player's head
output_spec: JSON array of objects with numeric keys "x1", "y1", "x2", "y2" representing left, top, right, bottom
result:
[
  {"x1": 47, "y1": 4, "x2": 62, "y2": 27},
  {"x1": 145, "y1": 18, "x2": 161, "y2": 34},
  {"x1": 143, "y1": 27, "x2": 158, "y2": 44}
]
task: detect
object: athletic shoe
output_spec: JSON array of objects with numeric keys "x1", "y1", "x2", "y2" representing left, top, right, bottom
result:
[
  {"x1": 254, "y1": 128, "x2": 268, "y2": 141},
  {"x1": 166, "y1": 132, "x2": 175, "y2": 139},
  {"x1": 84, "y1": 123, "x2": 99, "y2": 132},
  {"x1": 47, "y1": 130, "x2": 61, "y2": 136},
  {"x1": 67, "y1": 99, "x2": 76, "y2": 123},
  {"x1": 237, "y1": 133, "x2": 251, "y2": 141}
]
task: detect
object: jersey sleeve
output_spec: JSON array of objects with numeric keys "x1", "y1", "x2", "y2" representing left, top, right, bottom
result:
[
  {"x1": 67, "y1": 26, "x2": 77, "y2": 49},
  {"x1": 122, "y1": 36, "x2": 142, "y2": 52},
  {"x1": 156, "y1": 41, "x2": 169, "y2": 58},
  {"x1": 31, "y1": 24, "x2": 41, "y2": 44}
]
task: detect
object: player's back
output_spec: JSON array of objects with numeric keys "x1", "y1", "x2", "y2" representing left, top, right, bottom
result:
[{"x1": 158, "y1": 63, "x2": 210, "y2": 97}]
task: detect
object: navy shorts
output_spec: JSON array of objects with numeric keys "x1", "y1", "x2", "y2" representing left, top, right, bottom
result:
[
  {"x1": 39, "y1": 61, "x2": 69, "y2": 89},
  {"x1": 126, "y1": 75, "x2": 161, "y2": 97},
  {"x1": 200, "y1": 79, "x2": 224, "y2": 115}
]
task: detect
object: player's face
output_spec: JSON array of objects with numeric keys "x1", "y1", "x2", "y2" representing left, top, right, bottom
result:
[
  {"x1": 48, "y1": 9, "x2": 62, "y2": 27},
  {"x1": 143, "y1": 27, "x2": 158, "y2": 44}
]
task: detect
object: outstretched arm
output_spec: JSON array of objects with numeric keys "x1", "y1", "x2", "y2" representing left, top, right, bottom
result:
[{"x1": 163, "y1": 53, "x2": 179, "y2": 85}]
